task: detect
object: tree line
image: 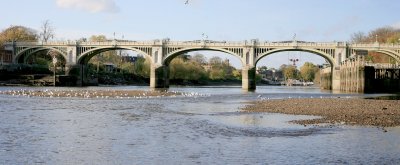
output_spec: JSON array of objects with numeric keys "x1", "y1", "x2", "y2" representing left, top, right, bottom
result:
[{"x1": 350, "y1": 26, "x2": 400, "y2": 63}]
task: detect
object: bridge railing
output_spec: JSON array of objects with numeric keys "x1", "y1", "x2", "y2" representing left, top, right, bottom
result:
[
  {"x1": 350, "y1": 43, "x2": 400, "y2": 48},
  {"x1": 165, "y1": 41, "x2": 245, "y2": 47},
  {"x1": 5, "y1": 41, "x2": 73, "y2": 46},
  {"x1": 79, "y1": 41, "x2": 156, "y2": 46},
  {"x1": 6, "y1": 40, "x2": 399, "y2": 49},
  {"x1": 258, "y1": 42, "x2": 340, "y2": 47}
]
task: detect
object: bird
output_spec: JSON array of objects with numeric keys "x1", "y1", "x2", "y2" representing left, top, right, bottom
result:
[{"x1": 185, "y1": 0, "x2": 189, "y2": 4}]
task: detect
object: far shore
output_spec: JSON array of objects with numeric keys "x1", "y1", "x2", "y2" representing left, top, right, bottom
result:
[{"x1": 243, "y1": 98, "x2": 400, "y2": 127}]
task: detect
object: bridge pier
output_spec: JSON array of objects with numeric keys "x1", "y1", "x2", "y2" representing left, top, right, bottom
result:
[
  {"x1": 332, "y1": 67, "x2": 341, "y2": 91},
  {"x1": 150, "y1": 64, "x2": 169, "y2": 88},
  {"x1": 64, "y1": 64, "x2": 84, "y2": 86},
  {"x1": 242, "y1": 66, "x2": 256, "y2": 90}
]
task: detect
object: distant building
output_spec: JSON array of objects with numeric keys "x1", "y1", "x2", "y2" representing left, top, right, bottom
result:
[
  {"x1": 121, "y1": 56, "x2": 138, "y2": 63},
  {"x1": 257, "y1": 67, "x2": 284, "y2": 81}
]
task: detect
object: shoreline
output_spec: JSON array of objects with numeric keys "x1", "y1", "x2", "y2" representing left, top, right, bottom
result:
[{"x1": 243, "y1": 98, "x2": 400, "y2": 127}]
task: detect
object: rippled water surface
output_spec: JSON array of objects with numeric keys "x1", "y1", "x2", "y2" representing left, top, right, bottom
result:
[{"x1": 0, "y1": 86, "x2": 399, "y2": 164}]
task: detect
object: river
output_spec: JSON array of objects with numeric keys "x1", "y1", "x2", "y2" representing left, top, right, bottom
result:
[{"x1": 0, "y1": 86, "x2": 399, "y2": 164}]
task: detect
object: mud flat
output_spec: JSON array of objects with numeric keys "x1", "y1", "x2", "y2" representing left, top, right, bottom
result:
[{"x1": 243, "y1": 98, "x2": 400, "y2": 127}]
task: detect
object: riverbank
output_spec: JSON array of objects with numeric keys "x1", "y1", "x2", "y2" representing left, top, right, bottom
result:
[{"x1": 243, "y1": 98, "x2": 400, "y2": 127}]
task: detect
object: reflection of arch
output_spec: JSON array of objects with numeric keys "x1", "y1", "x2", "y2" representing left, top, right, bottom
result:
[
  {"x1": 77, "y1": 46, "x2": 152, "y2": 64},
  {"x1": 164, "y1": 47, "x2": 244, "y2": 66},
  {"x1": 15, "y1": 47, "x2": 67, "y2": 63},
  {"x1": 255, "y1": 48, "x2": 336, "y2": 66}
]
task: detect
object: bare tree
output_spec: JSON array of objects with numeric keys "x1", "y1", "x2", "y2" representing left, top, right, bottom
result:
[
  {"x1": 350, "y1": 31, "x2": 366, "y2": 43},
  {"x1": 39, "y1": 20, "x2": 55, "y2": 42}
]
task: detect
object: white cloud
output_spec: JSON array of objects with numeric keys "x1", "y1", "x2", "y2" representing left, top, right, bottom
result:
[{"x1": 56, "y1": 0, "x2": 119, "y2": 13}]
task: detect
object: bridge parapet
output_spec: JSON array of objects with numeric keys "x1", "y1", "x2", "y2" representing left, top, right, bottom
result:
[
  {"x1": 165, "y1": 41, "x2": 245, "y2": 47},
  {"x1": 258, "y1": 42, "x2": 341, "y2": 47},
  {"x1": 78, "y1": 41, "x2": 157, "y2": 46},
  {"x1": 5, "y1": 41, "x2": 77, "y2": 46},
  {"x1": 349, "y1": 43, "x2": 400, "y2": 49}
]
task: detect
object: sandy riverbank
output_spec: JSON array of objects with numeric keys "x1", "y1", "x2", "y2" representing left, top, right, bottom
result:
[{"x1": 243, "y1": 98, "x2": 400, "y2": 127}]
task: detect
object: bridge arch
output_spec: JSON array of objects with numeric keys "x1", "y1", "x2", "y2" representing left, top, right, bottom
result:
[
  {"x1": 255, "y1": 47, "x2": 337, "y2": 67},
  {"x1": 15, "y1": 47, "x2": 67, "y2": 64},
  {"x1": 163, "y1": 47, "x2": 245, "y2": 66},
  {"x1": 369, "y1": 49, "x2": 400, "y2": 63},
  {"x1": 77, "y1": 46, "x2": 153, "y2": 64}
]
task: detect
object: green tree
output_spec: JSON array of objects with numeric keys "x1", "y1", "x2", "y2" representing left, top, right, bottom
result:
[
  {"x1": 280, "y1": 64, "x2": 298, "y2": 80},
  {"x1": 169, "y1": 55, "x2": 207, "y2": 81},
  {"x1": 134, "y1": 57, "x2": 150, "y2": 78},
  {"x1": 300, "y1": 62, "x2": 318, "y2": 82},
  {"x1": 120, "y1": 62, "x2": 135, "y2": 74},
  {"x1": 232, "y1": 70, "x2": 241, "y2": 80}
]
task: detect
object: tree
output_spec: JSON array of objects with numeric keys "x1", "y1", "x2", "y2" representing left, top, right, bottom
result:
[
  {"x1": 134, "y1": 57, "x2": 150, "y2": 78},
  {"x1": 232, "y1": 70, "x2": 241, "y2": 80},
  {"x1": 169, "y1": 55, "x2": 208, "y2": 81},
  {"x1": 0, "y1": 25, "x2": 37, "y2": 43},
  {"x1": 89, "y1": 35, "x2": 107, "y2": 42},
  {"x1": 191, "y1": 53, "x2": 207, "y2": 65},
  {"x1": 387, "y1": 33, "x2": 400, "y2": 43},
  {"x1": 300, "y1": 62, "x2": 318, "y2": 82},
  {"x1": 349, "y1": 26, "x2": 400, "y2": 63},
  {"x1": 39, "y1": 20, "x2": 55, "y2": 42},
  {"x1": 350, "y1": 31, "x2": 366, "y2": 43},
  {"x1": 368, "y1": 27, "x2": 398, "y2": 43},
  {"x1": 280, "y1": 64, "x2": 298, "y2": 80},
  {"x1": 350, "y1": 26, "x2": 400, "y2": 43},
  {"x1": 209, "y1": 56, "x2": 222, "y2": 66}
]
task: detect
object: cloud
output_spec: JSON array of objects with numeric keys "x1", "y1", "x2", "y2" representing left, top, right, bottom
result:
[{"x1": 56, "y1": 0, "x2": 119, "y2": 13}]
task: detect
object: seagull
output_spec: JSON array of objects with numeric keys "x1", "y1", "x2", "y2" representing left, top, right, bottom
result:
[{"x1": 185, "y1": 0, "x2": 189, "y2": 4}]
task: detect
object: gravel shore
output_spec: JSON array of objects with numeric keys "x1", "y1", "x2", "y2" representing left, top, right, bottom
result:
[{"x1": 243, "y1": 98, "x2": 400, "y2": 127}]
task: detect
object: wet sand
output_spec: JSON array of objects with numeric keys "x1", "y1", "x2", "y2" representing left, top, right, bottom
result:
[
  {"x1": 0, "y1": 89, "x2": 189, "y2": 98},
  {"x1": 243, "y1": 98, "x2": 400, "y2": 127}
]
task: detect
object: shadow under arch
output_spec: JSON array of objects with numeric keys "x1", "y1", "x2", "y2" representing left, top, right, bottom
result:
[
  {"x1": 255, "y1": 48, "x2": 336, "y2": 67},
  {"x1": 77, "y1": 46, "x2": 152, "y2": 65},
  {"x1": 15, "y1": 47, "x2": 67, "y2": 64},
  {"x1": 163, "y1": 47, "x2": 245, "y2": 67}
]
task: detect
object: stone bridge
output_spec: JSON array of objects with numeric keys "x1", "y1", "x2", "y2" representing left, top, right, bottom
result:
[{"x1": 3, "y1": 39, "x2": 400, "y2": 91}]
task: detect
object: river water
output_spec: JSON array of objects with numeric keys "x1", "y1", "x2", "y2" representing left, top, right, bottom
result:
[{"x1": 0, "y1": 86, "x2": 399, "y2": 164}]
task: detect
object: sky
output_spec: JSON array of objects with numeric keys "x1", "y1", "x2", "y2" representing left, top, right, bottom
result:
[{"x1": 1, "y1": 0, "x2": 399, "y2": 68}]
